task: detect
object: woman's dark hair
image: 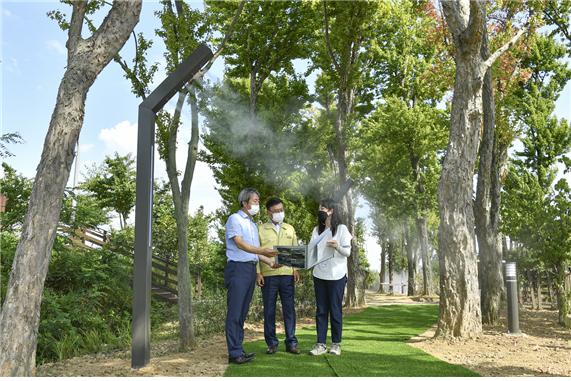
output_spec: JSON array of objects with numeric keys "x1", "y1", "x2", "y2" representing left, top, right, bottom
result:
[{"x1": 318, "y1": 198, "x2": 341, "y2": 236}]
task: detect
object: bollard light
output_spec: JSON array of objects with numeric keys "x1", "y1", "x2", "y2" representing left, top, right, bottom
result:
[{"x1": 505, "y1": 262, "x2": 521, "y2": 334}]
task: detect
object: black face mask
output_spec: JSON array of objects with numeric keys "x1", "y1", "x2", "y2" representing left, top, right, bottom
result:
[{"x1": 318, "y1": 211, "x2": 329, "y2": 224}]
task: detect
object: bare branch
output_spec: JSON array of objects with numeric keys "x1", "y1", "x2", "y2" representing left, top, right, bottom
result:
[
  {"x1": 181, "y1": 86, "x2": 199, "y2": 205},
  {"x1": 66, "y1": 0, "x2": 87, "y2": 59},
  {"x1": 483, "y1": 26, "x2": 527, "y2": 71},
  {"x1": 323, "y1": 1, "x2": 341, "y2": 74},
  {"x1": 90, "y1": 0, "x2": 142, "y2": 54},
  {"x1": 166, "y1": 90, "x2": 188, "y2": 199},
  {"x1": 191, "y1": 0, "x2": 247, "y2": 84}
]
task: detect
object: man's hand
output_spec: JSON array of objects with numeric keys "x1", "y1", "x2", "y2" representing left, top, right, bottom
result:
[
  {"x1": 293, "y1": 270, "x2": 300, "y2": 282},
  {"x1": 260, "y1": 247, "x2": 278, "y2": 257},
  {"x1": 271, "y1": 263, "x2": 283, "y2": 269},
  {"x1": 256, "y1": 273, "x2": 264, "y2": 287}
]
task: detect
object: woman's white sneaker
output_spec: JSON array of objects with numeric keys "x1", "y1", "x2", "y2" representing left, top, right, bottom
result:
[
  {"x1": 309, "y1": 343, "x2": 327, "y2": 355},
  {"x1": 329, "y1": 343, "x2": 341, "y2": 355}
]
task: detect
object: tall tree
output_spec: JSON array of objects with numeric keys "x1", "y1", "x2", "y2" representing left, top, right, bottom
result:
[
  {"x1": 315, "y1": 0, "x2": 386, "y2": 307},
  {"x1": 207, "y1": 0, "x2": 314, "y2": 116},
  {"x1": 116, "y1": 0, "x2": 223, "y2": 350},
  {"x1": 0, "y1": 1, "x2": 141, "y2": 375},
  {"x1": 437, "y1": 0, "x2": 525, "y2": 338},
  {"x1": 203, "y1": 1, "x2": 321, "y2": 243},
  {"x1": 501, "y1": 31, "x2": 571, "y2": 325},
  {"x1": 81, "y1": 153, "x2": 136, "y2": 229},
  {"x1": 357, "y1": 97, "x2": 448, "y2": 296},
  {"x1": 475, "y1": 23, "x2": 507, "y2": 325}
]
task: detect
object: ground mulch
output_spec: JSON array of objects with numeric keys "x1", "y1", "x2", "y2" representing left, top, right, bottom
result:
[{"x1": 409, "y1": 306, "x2": 571, "y2": 377}]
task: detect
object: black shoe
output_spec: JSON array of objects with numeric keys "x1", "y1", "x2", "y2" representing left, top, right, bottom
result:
[
  {"x1": 228, "y1": 355, "x2": 253, "y2": 364},
  {"x1": 243, "y1": 351, "x2": 256, "y2": 359},
  {"x1": 266, "y1": 345, "x2": 278, "y2": 354},
  {"x1": 286, "y1": 345, "x2": 301, "y2": 354}
]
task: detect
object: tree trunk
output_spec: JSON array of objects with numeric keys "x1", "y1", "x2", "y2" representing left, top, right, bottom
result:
[
  {"x1": 323, "y1": 1, "x2": 360, "y2": 307},
  {"x1": 547, "y1": 272, "x2": 556, "y2": 309},
  {"x1": 437, "y1": 1, "x2": 485, "y2": 338},
  {"x1": 475, "y1": 24, "x2": 505, "y2": 326},
  {"x1": 555, "y1": 263, "x2": 570, "y2": 326},
  {"x1": 416, "y1": 217, "x2": 432, "y2": 295},
  {"x1": 249, "y1": 70, "x2": 259, "y2": 117},
  {"x1": 404, "y1": 222, "x2": 416, "y2": 296},
  {"x1": 537, "y1": 272, "x2": 542, "y2": 310},
  {"x1": 335, "y1": 90, "x2": 359, "y2": 307},
  {"x1": 196, "y1": 269, "x2": 202, "y2": 299},
  {"x1": 388, "y1": 240, "x2": 394, "y2": 295},
  {"x1": 165, "y1": 86, "x2": 201, "y2": 351},
  {"x1": 342, "y1": 189, "x2": 359, "y2": 307},
  {"x1": 528, "y1": 270, "x2": 538, "y2": 309},
  {"x1": 378, "y1": 241, "x2": 386, "y2": 293},
  {"x1": 0, "y1": 1, "x2": 141, "y2": 375}
]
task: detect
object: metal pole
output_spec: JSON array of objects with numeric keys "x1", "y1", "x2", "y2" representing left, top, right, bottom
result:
[
  {"x1": 132, "y1": 106, "x2": 155, "y2": 369},
  {"x1": 131, "y1": 43, "x2": 213, "y2": 370},
  {"x1": 505, "y1": 262, "x2": 521, "y2": 334}
]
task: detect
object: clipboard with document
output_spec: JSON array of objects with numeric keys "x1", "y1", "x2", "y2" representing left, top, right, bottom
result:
[{"x1": 274, "y1": 229, "x2": 335, "y2": 269}]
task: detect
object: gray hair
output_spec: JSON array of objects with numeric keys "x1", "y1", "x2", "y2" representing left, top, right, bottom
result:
[{"x1": 238, "y1": 188, "x2": 260, "y2": 207}]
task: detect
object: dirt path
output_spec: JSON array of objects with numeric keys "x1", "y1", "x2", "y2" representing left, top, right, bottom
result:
[{"x1": 409, "y1": 307, "x2": 571, "y2": 377}]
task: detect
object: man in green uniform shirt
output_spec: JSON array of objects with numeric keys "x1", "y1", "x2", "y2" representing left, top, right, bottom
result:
[{"x1": 256, "y1": 197, "x2": 301, "y2": 354}]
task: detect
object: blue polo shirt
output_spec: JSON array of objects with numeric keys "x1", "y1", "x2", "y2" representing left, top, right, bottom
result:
[{"x1": 225, "y1": 209, "x2": 260, "y2": 262}]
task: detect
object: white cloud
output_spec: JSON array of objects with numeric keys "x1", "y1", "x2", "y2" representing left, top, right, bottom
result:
[
  {"x1": 46, "y1": 39, "x2": 66, "y2": 56},
  {"x1": 188, "y1": 160, "x2": 222, "y2": 215},
  {"x1": 79, "y1": 143, "x2": 94, "y2": 154},
  {"x1": 98, "y1": 120, "x2": 138, "y2": 156},
  {"x1": 3, "y1": 9, "x2": 13, "y2": 17}
]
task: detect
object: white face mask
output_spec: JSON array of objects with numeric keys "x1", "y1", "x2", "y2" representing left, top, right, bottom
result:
[
  {"x1": 248, "y1": 204, "x2": 260, "y2": 216},
  {"x1": 272, "y1": 211, "x2": 285, "y2": 224}
]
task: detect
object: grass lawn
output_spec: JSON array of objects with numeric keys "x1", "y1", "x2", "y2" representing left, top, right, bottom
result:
[{"x1": 225, "y1": 304, "x2": 478, "y2": 377}]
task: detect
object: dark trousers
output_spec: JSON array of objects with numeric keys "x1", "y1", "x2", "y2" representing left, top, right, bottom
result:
[
  {"x1": 261, "y1": 275, "x2": 298, "y2": 348},
  {"x1": 313, "y1": 276, "x2": 346, "y2": 344},
  {"x1": 224, "y1": 261, "x2": 257, "y2": 358}
]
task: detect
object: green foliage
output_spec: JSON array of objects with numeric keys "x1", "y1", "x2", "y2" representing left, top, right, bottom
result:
[
  {"x1": 356, "y1": 97, "x2": 448, "y2": 221},
  {"x1": 59, "y1": 191, "x2": 110, "y2": 231},
  {"x1": 500, "y1": 27, "x2": 571, "y2": 322},
  {"x1": 155, "y1": 0, "x2": 211, "y2": 73},
  {"x1": 202, "y1": 77, "x2": 320, "y2": 243},
  {"x1": 81, "y1": 152, "x2": 136, "y2": 228},
  {"x1": 0, "y1": 231, "x2": 19, "y2": 302},
  {"x1": 0, "y1": 163, "x2": 33, "y2": 231},
  {"x1": 207, "y1": 0, "x2": 315, "y2": 92},
  {"x1": 0, "y1": 132, "x2": 24, "y2": 159},
  {"x1": 34, "y1": 243, "x2": 131, "y2": 363}
]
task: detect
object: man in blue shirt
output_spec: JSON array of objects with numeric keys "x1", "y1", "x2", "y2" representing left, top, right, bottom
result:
[{"x1": 224, "y1": 188, "x2": 278, "y2": 365}]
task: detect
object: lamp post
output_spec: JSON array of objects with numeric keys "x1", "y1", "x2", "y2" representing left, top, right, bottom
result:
[
  {"x1": 505, "y1": 262, "x2": 521, "y2": 334},
  {"x1": 132, "y1": 44, "x2": 213, "y2": 369}
]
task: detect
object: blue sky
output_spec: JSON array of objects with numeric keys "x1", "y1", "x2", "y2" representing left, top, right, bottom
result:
[{"x1": 2, "y1": 1, "x2": 570, "y2": 271}]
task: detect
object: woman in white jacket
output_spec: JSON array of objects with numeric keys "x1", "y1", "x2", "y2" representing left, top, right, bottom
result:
[{"x1": 308, "y1": 198, "x2": 352, "y2": 356}]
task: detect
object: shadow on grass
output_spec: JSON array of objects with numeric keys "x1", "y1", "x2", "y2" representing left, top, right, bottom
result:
[{"x1": 225, "y1": 305, "x2": 478, "y2": 377}]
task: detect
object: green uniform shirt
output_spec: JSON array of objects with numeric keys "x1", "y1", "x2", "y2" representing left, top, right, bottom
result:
[{"x1": 256, "y1": 222, "x2": 298, "y2": 276}]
